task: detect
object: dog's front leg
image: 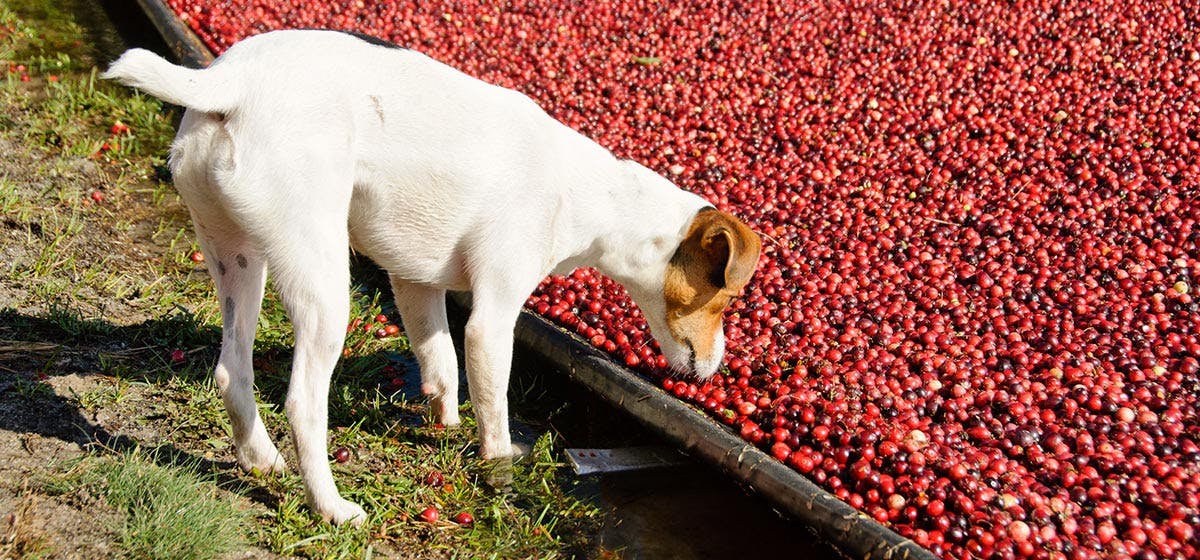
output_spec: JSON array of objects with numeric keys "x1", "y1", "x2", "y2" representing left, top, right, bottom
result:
[
  {"x1": 389, "y1": 279, "x2": 461, "y2": 426},
  {"x1": 463, "y1": 293, "x2": 524, "y2": 459}
]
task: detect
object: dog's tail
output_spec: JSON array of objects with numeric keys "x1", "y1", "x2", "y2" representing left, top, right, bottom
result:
[{"x1": 102, "y1": 49, "x2": 236, "y2": 115}]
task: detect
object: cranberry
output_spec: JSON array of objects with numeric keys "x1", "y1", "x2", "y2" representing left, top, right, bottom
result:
[
  {"x1": 332, "y1": 446, "x2": 351, "y2": 464},
  {"x1": 169, "y1": 348, "x2": 186, "y2": 364},
  {"x1": 164, "y1": 3, "x2": 1200, "y2": 556}
]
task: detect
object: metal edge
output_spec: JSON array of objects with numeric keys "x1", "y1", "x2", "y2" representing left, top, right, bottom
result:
[
  {"x1": 128, "y1": 4, "x2": 936, "y2": 558},
  {"x1": 506, "y1": 301, "x2": 937, "y2": 560},
  {"x1": 134, "y1": 0, "x2": 213, "y2": 67}
]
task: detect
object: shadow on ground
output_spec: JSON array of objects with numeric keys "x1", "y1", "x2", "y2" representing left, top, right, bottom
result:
[{"x1": 0, "y1": 307, "x2": 292, "y2": 509}]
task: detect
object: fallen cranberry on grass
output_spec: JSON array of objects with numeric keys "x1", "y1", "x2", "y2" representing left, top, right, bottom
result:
[
  {"x1": 168, "y1": 348, "x2": 186, "y2": 364},
  {"x1": 423, "y1": 470, "x2": 444, "y2": 488},
  {"x1": 332, "y1": 446, "x2": 351, "y2": 464},
  {"x1": 418, "y1": 506, "x2": 439, "y2": 523}
]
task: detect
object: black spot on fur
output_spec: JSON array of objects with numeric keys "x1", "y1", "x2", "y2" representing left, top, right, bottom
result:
[
  {"x1": 225, "y1": 297, "x2": 235, "y2": 323},
  {"x1": 236, "y1": 254, "x2": 248, "y2": 268},
  {"x1": 218, "y1": 260, "x2": 227, "y2": 276},
  {"x1": 336, "y1": 30, "x2": 406, "y2": 50}
]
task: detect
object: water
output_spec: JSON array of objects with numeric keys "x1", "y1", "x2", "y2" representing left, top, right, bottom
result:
[
  {"x1": 593, "y1": 467, "x2": 829, "y2": 559},
  {"x1": 528, "y1": 368, "x2": 844, "y2": 560}
]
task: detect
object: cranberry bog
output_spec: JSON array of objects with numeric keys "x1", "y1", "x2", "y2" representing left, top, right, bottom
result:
[{"x1": 142, "y1": 1, "x2": 1199, "y2": 558}]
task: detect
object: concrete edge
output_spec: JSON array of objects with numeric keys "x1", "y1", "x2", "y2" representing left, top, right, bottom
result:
[{"x1": 134, "y1": 0, "x2": 213, "y2": 67}]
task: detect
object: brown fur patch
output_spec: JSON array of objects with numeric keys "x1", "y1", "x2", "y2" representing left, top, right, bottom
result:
[{"x1": 663, "y1": 208, "x2": 762, "y2": 361}]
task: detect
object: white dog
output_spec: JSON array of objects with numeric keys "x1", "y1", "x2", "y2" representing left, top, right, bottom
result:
[{"x1": 104, "y1": 29, "x2": 760, "y2": 525}]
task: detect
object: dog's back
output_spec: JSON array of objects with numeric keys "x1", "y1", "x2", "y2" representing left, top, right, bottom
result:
[
  {"x1": 106, "y1": 30, "x2": 619, "y2": 288},
  {"x1": 104, "y1": 29, "x2": 568, "y2": 168},
  {"x1": 101, "y1": 29, "x2": 753, "y2": 526}
]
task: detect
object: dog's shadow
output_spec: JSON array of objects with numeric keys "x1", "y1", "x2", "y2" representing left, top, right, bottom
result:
[
  {"x1": 0, "y1": 303, "x2": 448, "y2": 515},
  {"x1": 0, "y1": 274, "x2": 573, "y2": 516},
  {"x1": 0, "y1": 307, "x2": 283, "y2": 508}
]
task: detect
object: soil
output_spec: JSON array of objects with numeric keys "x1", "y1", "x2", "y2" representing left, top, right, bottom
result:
[{"x1": 0, "y1": 4, "x2": 286, "y2": 557}]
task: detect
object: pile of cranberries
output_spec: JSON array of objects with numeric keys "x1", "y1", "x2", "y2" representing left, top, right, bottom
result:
[{"x1": 165, "y1": 1, "x2": 1198, "y2": 557}]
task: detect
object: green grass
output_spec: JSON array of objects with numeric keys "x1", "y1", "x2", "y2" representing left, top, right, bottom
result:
[
  {"x1": 1, "y1": 3, "x2": 607, "y2": 558},
  {"x1": 46, "y1": 449, "x2": 253, "y2": 560},
  {"x1": 2, "y1": 0, "x2": 180, "y2": 317}
]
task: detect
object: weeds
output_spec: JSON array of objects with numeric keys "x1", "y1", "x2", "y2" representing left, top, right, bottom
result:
[{"x1": 46, "y1": 449, "x2": 252, "y2": 560}]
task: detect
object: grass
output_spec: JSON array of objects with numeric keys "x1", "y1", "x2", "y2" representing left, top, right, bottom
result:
[
  {"x1": 46, "y1": 449, "x2": 253, "y2": 560},
  {"x1": 0, "y1": 2, "x2": 607, "y2": 559},
  {"x1": 0, "y1": 490, "x2": 52, "y2": 560}
]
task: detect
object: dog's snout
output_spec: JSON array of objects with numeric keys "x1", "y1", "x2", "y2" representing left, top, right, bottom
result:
[{"x1": 657, "y1": 328, "x2": 722, "y2": 381}]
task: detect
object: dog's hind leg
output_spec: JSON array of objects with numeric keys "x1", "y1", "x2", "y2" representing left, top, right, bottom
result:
[
  {"x1": 389, "y1": 280, "x2": 460, "y2": 426},
  {"x1": 195, "y1": 221, "x2": 286, "y2": 475},
  {"x1": 172, "y1": 112, "x2": 285, "y2": 475},
  {"x1": 260, "y1": 181, "x2": 364, "y2": 526}
]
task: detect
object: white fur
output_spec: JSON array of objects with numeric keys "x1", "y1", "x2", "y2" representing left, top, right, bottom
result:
[{"x1": 104, "y1": 29, "x2": 718, "y2": 525}]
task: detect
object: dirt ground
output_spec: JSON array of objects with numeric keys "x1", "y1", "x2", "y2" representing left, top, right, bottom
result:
[
  {"x1": 0, "y1": 102, "x2": 280, "y2": 560},
  {"x1": 0, "y1": 4, "x2": 287, "y2": 556}
]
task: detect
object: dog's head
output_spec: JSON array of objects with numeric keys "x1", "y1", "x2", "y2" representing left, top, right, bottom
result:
[{"x1": 643, "y1": 207, "x2": 761, "y2": 379}]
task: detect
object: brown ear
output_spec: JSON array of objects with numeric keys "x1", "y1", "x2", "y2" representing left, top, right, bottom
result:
[{"x1": 694, "y1": 209, "x2": 761, "y2": 290}]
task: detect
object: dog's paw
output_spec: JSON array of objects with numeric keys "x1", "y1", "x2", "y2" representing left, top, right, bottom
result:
[
  {"x1": 236, "y1": 443, "x2": 287, "y2": 475},
  {"x1": 478, "y1": 439, "x2": 515, "y2": 460},
  {"x1": 319, "y1": 498, "x2": 367, "y2": 526},
  {"x1": 431, "y1": 396, "x2": 461, "y2": 427}
]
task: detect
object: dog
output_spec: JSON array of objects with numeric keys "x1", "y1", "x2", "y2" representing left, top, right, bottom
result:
[{"x1": 104, "y1": 29, "x2": 761, "y2": 525}]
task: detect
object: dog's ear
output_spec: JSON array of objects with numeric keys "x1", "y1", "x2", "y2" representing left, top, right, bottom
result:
[{"x1": 692, "y1": 208, "x2": 761, "y2": 290}]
